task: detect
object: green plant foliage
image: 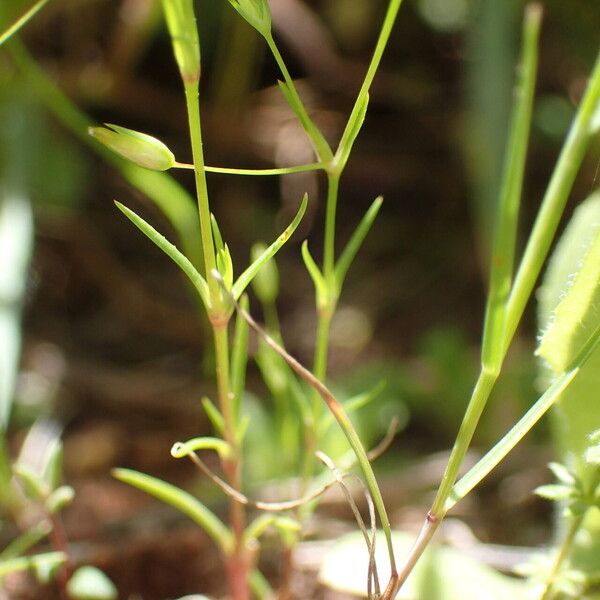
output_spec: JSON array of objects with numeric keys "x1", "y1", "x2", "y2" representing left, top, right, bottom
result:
[{"x1": 538, "y1": 192, "x2": 600, "y2": 478}]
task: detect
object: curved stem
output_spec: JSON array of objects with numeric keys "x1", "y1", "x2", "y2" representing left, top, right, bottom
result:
[{"x1": 174, "y1": 161, "x2": 324, "y2": 175}]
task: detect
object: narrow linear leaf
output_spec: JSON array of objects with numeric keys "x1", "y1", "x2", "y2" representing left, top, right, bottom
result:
[
  {"x1": 0, "y1": 523, "x2": 51, "y2": 561},
  {"x1": 334, "y1": 93, "x2": 369, "y2": 172},
  {"x1": 113, "y1": 468, "x2": 233, "y2": 554},
  {"x1": 548, "y1": 462, "x2": 576, "y2": 486},
  {"x1": 274, "y1": 78, "x2": 331, "y2": 161},
  {"x1": 250, "y1": 569, "x2": 274, "y2": 600},
  {"x1": 232, "y1": 194, "x2": 307, "y2": 300},
  {"x1": 210, "y1": 214, "x2": 224, "y2": 253},
  {"x1": 115, "y1": 201, "x2": 209, "y2": 308},
  {"x1": 534, "y1": 484, "x2": 575, "y2": 501},
  {"x1": 0, "y1": 0, "x2": 51, "y2": 46},
  {"x1": 445, "y1": 367, "x2": 580, "y2": 511},
  {"x1": 334, "y1": 196, "x2": 383, "y2": 290},
  {"x1": 452, "y1": 316, "x2": 600, "y2": 511},
  {"x1": 201, "y1": 397, "x2": 225, "y2": 435},
  {"x1": 13, "y1": 463, "x2": 47, "y2": 500},
  {"x1": 171, "y1": 437, "x2": 232, "y2": 461},
  {"x1": 0, "y1": 552, "x2": 65, "y2": 580},
  {"x1": 301, "y1": 240, "x2": 327, "y2": 305}
]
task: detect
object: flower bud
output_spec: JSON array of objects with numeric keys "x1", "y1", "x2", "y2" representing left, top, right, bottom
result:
[
  {"x1": 250, "y1": 242, "x2": 279, "y2": 304},
  {"x1": 88, "y1": 124, "x2": 176, "y2": 171},
  {"x1": 228, "y1": 0, "x2": 272, "y2": 38}
]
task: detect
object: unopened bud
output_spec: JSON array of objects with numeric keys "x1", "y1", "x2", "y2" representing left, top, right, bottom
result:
[{"x1": 89, "y1": 124, "x2": 175, "y2": 171}]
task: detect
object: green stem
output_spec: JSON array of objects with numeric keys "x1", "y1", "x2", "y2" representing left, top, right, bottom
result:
[
  {"x1": 323, "y1": 173, "x2": 340, "y2": 282},
  {"x1": 174, "y1": 162, "x2": 324, "y2": 176},
  {"x1": 184, "y1": 79, "x2": 248, "y2": 599},
  {"x1": 183, "y1": 81, "x2": 220, "y2": 309},
  {"x1": 539, "y1": 513, "x2": 585, "y2": 600},
  {"x1": 431, "y1": 368, "x2": 498, "y2": 516}
]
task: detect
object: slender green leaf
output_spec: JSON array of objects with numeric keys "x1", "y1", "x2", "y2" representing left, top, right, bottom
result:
[
  {"x1": 210, "y1": 214, "x2": 224, "y2": 253},
  {"x1": 301, "y1": 240, "x2": 327, "y2": 307},
  {"x1": 113, "y1": 468, "x2": 233, "y2": 554},
  {"x1": 534, "y1": 484, "x2": 575, "y2": 501},
  {"x1": 334, "y1": 196, "x2": 383, "y2": 290},
  {"x1": 42, "y1": 438, "x2": 63, "y2": 491},
  {"x1": 249, "y1": 569, "x2": 274, "y2": 600},
  {"x1": 333, "y1": 93, "x2": 369, "y2": 173},
  {"x1": 0, "y1": 523, "x2": 51, "y2": 561},
  {"x1": 446, "y1": 368, "x2": 578, "y2": 511},
  {"x1": 115, "y1": 201, "x2": 209, "y2": 308},
  {"x1": 548, "y1": 462, "x2": 576, "y2": 486},
  {"x1": 45, "y1": 485, "x2": 75, "y2": 514},
  {"x1": 13, "y1": 463, "x2": 47, "y2": 500},
  {"x1": 201, "y1": 396, "x2": 225, "y2": 435},
  {"x1": 0, "y1": 552, "x2": 65, "y2": 580},
  {"x1": 171, "y1": 437, "x2": 232, "y2": 460},
  {"x1": 0, "y1": 0, "x2": 51, "y2": 46},
  {"x1": 231, "y1": 194, "x2": 307, "y2": 300}
]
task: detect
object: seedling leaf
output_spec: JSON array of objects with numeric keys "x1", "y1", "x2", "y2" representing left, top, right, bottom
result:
[
  {"x1": 201, "y1": 397, "x2": 225, "y2": 435},
  {"x1": 115, "y1": 201, "x2": 209, "y2": 308},
  {"x1": 301, "y1": 241, "x2": 327, "y2": 307},
  {"x1": 232, "y1": 194, "x2": 307, "y2": 300},
  {"x1": 334, "y1": 93, "x2": 369, "y2": 173},
  {"x1": 113, "y1": 468, "x2": 233, "y2": 553},
  {"x1": 335, "y1": 196, "x2": 383, "y2": 291}
]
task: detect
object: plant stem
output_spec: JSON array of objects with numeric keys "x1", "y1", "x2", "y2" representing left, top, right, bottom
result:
[
  {"x1": 183, "y1": 81, "x2": 221, "y2": 308},
  {"x1": 184, "y1": 80, "x2": 248, "y2": 599},
  {"x1": 539, "y1": 513, "x2": 585, "y2": 600},
  {"x1": 323, "y1": 174, "x2": 340, "y2": 283}
]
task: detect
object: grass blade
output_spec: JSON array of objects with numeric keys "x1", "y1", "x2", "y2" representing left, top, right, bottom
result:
[
  {"x1": 0, "y1": 552, "x2": 65, "y2": 580},
  {"x1": 231, "y1": 194, "x2": 307, "y2": 300},
  {"x1": 0, "y1": 0, "x2": 51, "y2": 46},
  {"x1": 113, "y1": 468, "x2": 233, "y2": 554},
  {"x1": 115, "y1": 201, "x2": 209, "y2": 308}
]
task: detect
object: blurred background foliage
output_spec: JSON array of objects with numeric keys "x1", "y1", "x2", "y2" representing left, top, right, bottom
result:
[{"x1": 1, "y1": 0, "x2": 600, "y2": 596}]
